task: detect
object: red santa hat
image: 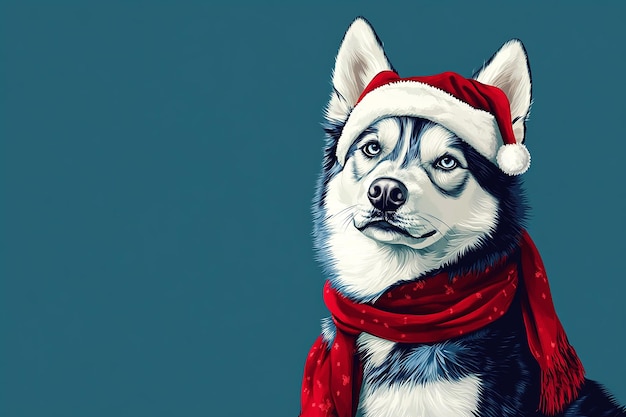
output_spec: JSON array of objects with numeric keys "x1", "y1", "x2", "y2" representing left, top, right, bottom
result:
[{"x1": 335, "y1": 70, "x2": 531, "y2": 176}]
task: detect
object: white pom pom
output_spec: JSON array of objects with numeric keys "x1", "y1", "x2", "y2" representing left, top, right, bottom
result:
[{"x1": 496, "y1": 143, "x2": 531, "y2": 175}]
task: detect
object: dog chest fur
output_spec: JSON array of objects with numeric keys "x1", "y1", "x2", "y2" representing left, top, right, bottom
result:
[{"x1": 356, "y1": 333, "x2": 482, "y2": 417}]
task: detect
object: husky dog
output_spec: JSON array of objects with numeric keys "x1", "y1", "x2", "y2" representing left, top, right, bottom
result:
[{"x1": 299, "y1": 17, "x2": 625, "y2": 417}]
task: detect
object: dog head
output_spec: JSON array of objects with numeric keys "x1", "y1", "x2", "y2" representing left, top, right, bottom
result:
[{"x1": 312, "y1": 18, "x2": 532, "y2": 302}]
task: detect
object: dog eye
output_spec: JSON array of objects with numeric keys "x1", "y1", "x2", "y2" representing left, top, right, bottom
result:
[
  {"x1": 435, "y1": 156, "x2": 459, "y2": 171},
  {"x1": 361, "y1": 141, "x2": 382, "y2": 158}
]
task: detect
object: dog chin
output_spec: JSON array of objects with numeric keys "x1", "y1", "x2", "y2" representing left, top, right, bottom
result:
[{"x1": 359, "y1": 224, "x2": 440, "y2": 249}]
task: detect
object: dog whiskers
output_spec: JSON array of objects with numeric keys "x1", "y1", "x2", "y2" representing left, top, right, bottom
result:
[
  {"x1": 326, "y1": 205, "x2": 357, "y2": 233},
  {"x1": 325, "y1": 205, "x2": 357, "y2": 222},
  {"x1": 413, "y1": 213, "x2": 450, "y2": 243}
]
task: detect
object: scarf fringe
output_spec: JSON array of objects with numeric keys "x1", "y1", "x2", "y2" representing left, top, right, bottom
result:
[{"x1": 539, "y1": 330, "x2": 586, "y2": 415}]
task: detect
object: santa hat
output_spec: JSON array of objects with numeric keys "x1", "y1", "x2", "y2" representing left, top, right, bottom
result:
[{"x1": 335, "y1": 70, "x2": 531, "y2": 176}]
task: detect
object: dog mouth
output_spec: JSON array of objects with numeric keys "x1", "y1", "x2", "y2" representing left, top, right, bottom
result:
[{"x1": 357, "y1": 220, "x2": 437, "y2": 240}]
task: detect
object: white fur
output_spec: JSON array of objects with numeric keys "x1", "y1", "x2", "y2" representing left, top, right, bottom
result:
[
  {"x1": 357, "y1": 333, "x2": 395, "y2": 367},
  {"x1": 360, "y1": 376, "x2": 482, "y2": 417}
]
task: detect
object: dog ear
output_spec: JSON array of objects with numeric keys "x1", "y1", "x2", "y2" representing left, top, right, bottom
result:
[
  {"x1": 326, "y1": 17, "x2": 394, "y2": 124},
  {"x1": 473, "y1": 40, "x2": 532, "y2": 144}
]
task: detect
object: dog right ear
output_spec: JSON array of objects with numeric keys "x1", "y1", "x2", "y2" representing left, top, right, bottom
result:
[
  {"x1": 472, "y1": 40, "x2": 532, "y2": 145},
  {"x1": 325, "y1": 17, "x2": 394, "y2": 124}
]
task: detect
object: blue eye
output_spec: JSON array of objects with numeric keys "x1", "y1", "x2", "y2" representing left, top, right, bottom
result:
[
  {"x1": 362, "y1": 141, "x2": 382, "y2": 157},
  {"x1": 435, "y1": 156, "x2": 459, "y2": 171}
]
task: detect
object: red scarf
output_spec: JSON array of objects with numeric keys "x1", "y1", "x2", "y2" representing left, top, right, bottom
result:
[{"x1": 299, "y1": 231, "x2": 585, "y2": 417}]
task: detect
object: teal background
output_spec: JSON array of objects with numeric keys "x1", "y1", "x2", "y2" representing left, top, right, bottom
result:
[{"x1": 1, "y1": 2, "x2": 624, "y2": 416}]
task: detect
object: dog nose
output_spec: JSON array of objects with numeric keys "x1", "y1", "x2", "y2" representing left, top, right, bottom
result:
[{"x1": 368, "y1": 177, "x2": 408, "y2": 212}]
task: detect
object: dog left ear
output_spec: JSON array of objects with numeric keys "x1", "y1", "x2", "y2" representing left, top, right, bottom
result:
[
  {"x1": 326, "y1": 17, "x2": 394, "y2": 125},
  {"x1": 473, "y1": 40, "x2": 532, "y2": 144}
]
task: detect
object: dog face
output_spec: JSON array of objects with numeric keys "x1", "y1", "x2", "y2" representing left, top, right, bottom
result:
[
  {"x1": 313, "y1": 19, "x2": 531, "y2": 301},
  {"x1": 330, "y1": 118, "x2": 498, "y2": 250}
]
